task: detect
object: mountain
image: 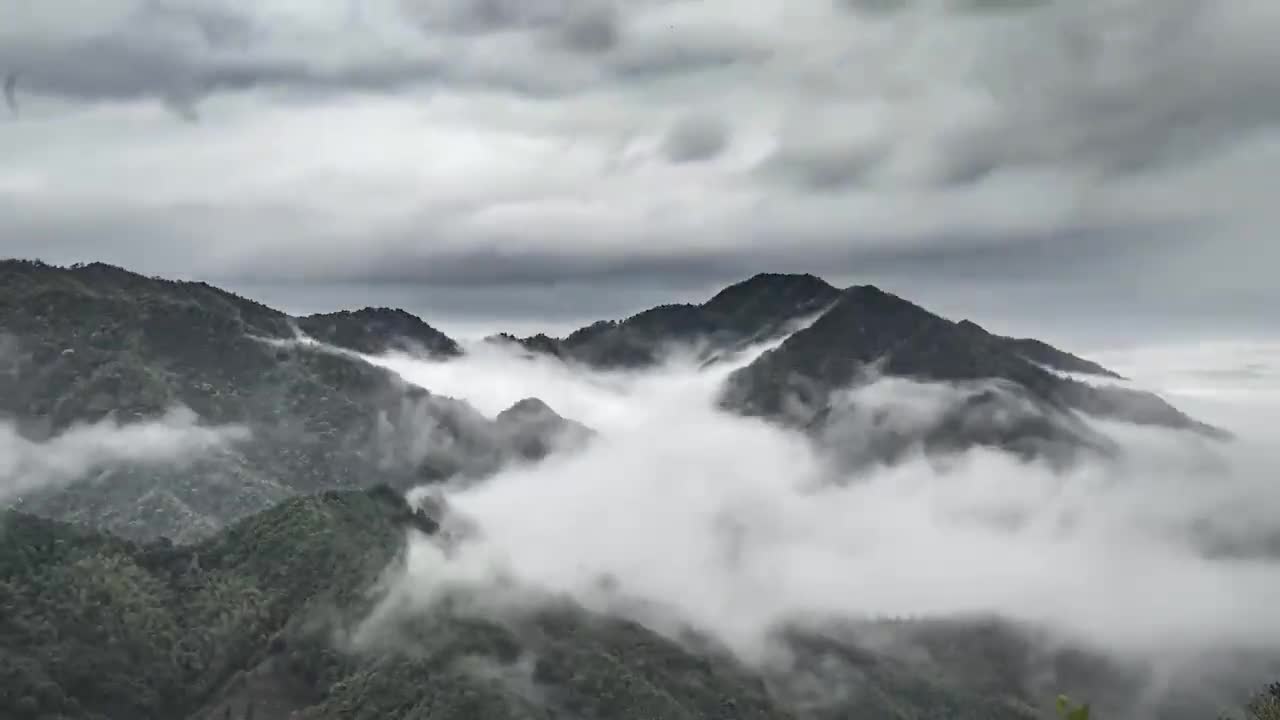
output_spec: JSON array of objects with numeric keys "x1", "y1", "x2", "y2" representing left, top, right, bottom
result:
[
  {"x1": 955, "y1": 320, "x2": 1123, "y2": 380},
  {"x1": 4, "y1": 489, "x2": 1269, "y2": 720},
  {"x1": 493, "y1": 397, "x2": 595, "y2": 460},
  {"x1": 491, "y1": 273, "x2": 841, "y2": 368},
  {"x1": 0, "y1": 489, "x2": 986, "y2": 720},
  {"x1": 295, "y1": 307, "x2": 461, "y2": 358},
  {"x1": 0, "y1": 487, "x2": 408, "y2": 720},
  {"x1": 494, "y1": 274, "x2": 1127, "y2": 385},
  {"x1": 0, "y1": 260, "x2": 584, "y2": 542},
  {"x1": 488, "y1": 272, "x2": 1217, "y2": 463},
  {"x1": 1, "y1": 261, "x2": 1221, "y2": 539},
  {"x1": 0, "y1": 260, "x2": 1266, "y2": 719},
  {"x1": 0, "y1": 489, "x2": 1073, "y2": 720},
  {"x1": 719, "y1": 285, "x2": 1225, "y2": 464},
  {"x1": 1, "y1": 261, "x2": 1223, "y2": 540}
]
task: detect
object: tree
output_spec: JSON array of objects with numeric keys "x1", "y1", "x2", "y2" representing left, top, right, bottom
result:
[
  {"x1": 1241, "y1": 682, "x2": 1280, "y2": 720},
  {"x1": 1056, "y1": 694, "x2": 1090, "y2": 720}
]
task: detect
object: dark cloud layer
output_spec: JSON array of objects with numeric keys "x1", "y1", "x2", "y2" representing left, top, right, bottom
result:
[
  {"x1": 662, "y1": 113, "x2": 729, "y2": 163},
  {"x1": 1, "y1": 0, "x2": 1277, "y2": 338}
]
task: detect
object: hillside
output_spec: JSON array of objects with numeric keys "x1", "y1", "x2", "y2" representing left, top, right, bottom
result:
[
  {"x1": 0, "y1": 489, "x2": 1027, "y2": 720},
  {"x1": 0, "y1": 260, "x2": 1268, "y2": 719},
  {"x1": 492, "y1": 273, "x2": 1221, "y2": 463},
  {"x1": 719, "y1": 284, "x2": 1225, "y2": 464},
  {"x1": 295, "y1": 307, "x2": 462, "y2": 358},
  {"x1": 0, "y1": 260, "x2": 586, "y2": 542},
  {"x1": 4, "y1": 488, "x2": 1272, "y2": 720},
  {"x1": 492, "y1": 273, "x2": 842, "y2": 368},
  {"x1": 0, "y1": 261, "x2": 1225, "y2": 539}
]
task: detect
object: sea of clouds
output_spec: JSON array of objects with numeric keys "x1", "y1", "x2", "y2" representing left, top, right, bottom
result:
[{"x1": 364, "y1": 334, "x2": 1280, "y2": 673}]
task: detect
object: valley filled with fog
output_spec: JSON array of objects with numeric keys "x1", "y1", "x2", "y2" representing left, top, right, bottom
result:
[{"x1": 359, "y1": 330, "x2": 1280, "y2": 707}]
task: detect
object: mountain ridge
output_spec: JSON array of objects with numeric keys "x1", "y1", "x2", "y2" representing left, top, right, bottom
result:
[
  {"x1": 491, "y1": 272, "x2": 842, "y2": 368},
  {"x1": 0, "y1": 258, "x2": 1269, "y2": 720},
  {"x1": 0, "y1": 259, "x2": 587, "y2": 542},
  {"x1": 295, "y1": 307, "x2": 462, "y2": 358},
  {"x1": 0, "y1": 259, "x2": 1224, "y2": 540},
  {"x1": 718, "y1": 283, "x2": 1223, "y2": 464}
]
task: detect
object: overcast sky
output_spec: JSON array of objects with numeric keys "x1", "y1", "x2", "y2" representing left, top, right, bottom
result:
[{"x1": 2, "y1": 0, "x2": 1277, "y2": 345}]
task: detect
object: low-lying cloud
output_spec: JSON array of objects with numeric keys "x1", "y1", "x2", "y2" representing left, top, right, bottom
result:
[
  {"x1": 0, "y1": 406, "x2": 250, "y2": 504},
  {"x1": 363, "y1": 334, "x2": 1280, "y2": 679}
]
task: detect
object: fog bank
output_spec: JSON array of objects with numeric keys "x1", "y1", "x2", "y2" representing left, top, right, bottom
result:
[
  {"x1": 369, "y1": 336, "x2": 1280, "y2": 667},
  {"x1": 0, "y1": 407, "x2": 250, "y2": 504}
]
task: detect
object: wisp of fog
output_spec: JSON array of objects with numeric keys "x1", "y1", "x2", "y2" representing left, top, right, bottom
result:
[
  {"x1": 0, "y1": 406, "x2": 250, "y2": 504},
  {"x1": 367, "y1": 336, "x2": 1280, "y2": 666}
]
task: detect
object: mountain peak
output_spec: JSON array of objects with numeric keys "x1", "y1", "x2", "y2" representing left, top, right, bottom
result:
[
  {"x1": 494, "y1": 397, "x2": 595, "y2": 461},
  {"x1": 516, "y1": 273, "x2": 842, "y2": 369},
  {"x1": 496, "y1": 396, "x2": 558, "y2": 422},
  {"x1": 720, "y1": 280, "x2": 1219, "y2": 455},
  {"x1": 296, "y1": 306, "x2": 460, "y2": 357},
  {"x1": 703, "y1": 272, "x2": 838, "y2": 313},
  {"x1": 840, "y1": 283, "x2": 910, "y2": 304}
]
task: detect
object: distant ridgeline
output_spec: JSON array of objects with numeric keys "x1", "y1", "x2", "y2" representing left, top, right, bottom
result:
[{"x1": 0, "y1": 259, "x2": 1224, "y2": 542}]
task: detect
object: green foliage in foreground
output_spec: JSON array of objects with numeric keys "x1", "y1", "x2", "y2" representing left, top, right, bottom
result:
[
  {"x1": 0, "y1": 487, "x2": 794, "y2": 720},
  {"x1": 2, "y1": 481, "x2": 1276, "y2": 720},
  {"x1": 1061, "y1": 682, "x2": 1280, "y2": 720},
  {"x1": 0, "y1": 487, "x2": 407, "y2": 719},
  {"x1": 1232, "y1": 683, "x2": 1280, "y2": 720},
  {"x1": 1057, "y1": 694, "x2": 1091, "y2": 720}
]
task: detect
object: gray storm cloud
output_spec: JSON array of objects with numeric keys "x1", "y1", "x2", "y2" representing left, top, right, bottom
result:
[
  {"x1": 662, "y1": 112, "x2": 730, "y2": 164},
  {"x1": 0, "y1": 406, "x2": 250, "y2": 503},
  {"x1": 1, "y1": 0, "x2": 1277, "y2": 329}
]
